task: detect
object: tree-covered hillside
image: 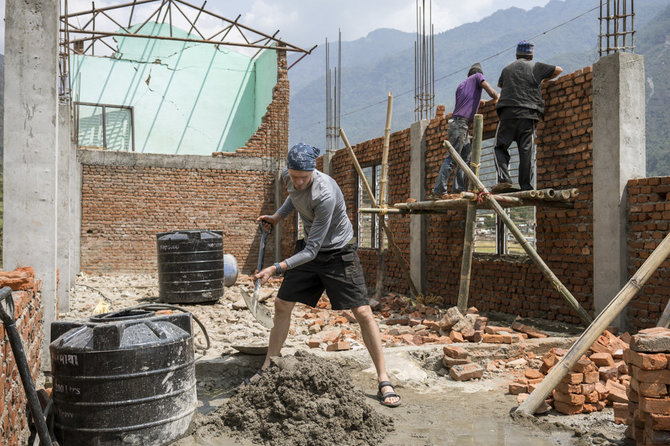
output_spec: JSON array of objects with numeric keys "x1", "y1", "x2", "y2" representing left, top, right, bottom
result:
[{"x1": 637, "y1": 4, "x2": 670, "y2": 177}]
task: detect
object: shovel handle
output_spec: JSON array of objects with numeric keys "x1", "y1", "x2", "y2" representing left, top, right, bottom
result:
[
  {"x1": 257, "y1": 222, "x2": 269, "y2": 272},
  {"x1": 0, "y1": 286, "x2": 15, "y2": 326}
]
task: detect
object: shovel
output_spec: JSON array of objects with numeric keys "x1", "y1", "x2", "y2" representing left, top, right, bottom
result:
[
  {"x1": 0, "y1": 286, "x2": 54, "y2": 446},
  {"x1": 240, "y1": 222, "x2": 274, "y2": 328}
]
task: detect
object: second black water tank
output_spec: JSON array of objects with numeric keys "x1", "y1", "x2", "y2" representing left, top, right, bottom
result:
[{"x1": 157, "y1": 230, "x2": 224, "y2": 304}]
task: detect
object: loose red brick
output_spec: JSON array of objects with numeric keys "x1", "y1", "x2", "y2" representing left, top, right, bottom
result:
[
  {"x1": 449, "y1": 363, "x2": 484, "y2": 381},
  {"x1": 624, "y1": 348, "x2": 668, "y2": 371},
  {"x1": 443, "y1": 345, "x2": 468, "y2": 359}
]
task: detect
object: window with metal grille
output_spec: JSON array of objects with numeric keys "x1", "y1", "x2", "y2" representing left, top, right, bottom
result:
[
  {"x1": 74, "y1": 102, "x2": 134, "y2": 151},
  {"x1": 358, "y1": 164, "x2": 387, "y2": 249},
  {"x1": 474, "y1": 138, "x2": 536, "y2": 255}
]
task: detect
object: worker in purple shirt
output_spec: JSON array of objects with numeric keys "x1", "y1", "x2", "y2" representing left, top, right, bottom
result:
[{"x1": 431, "y1": 62, "x2": 499, "y2": 198}]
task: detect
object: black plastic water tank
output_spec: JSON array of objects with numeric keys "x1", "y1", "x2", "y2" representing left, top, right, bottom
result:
[
  {"x1": 157, "y1": 230, "x2": 224, "y2": 304},
  {"x1": 50, "y1": 309, "x2": 197, "y2": 446}
]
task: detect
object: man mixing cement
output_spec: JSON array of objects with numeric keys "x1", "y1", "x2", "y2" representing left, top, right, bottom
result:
[
  {"x1": 243, "y1": 142, "x2": 401, "y2": 408},
  {"x1": 492, "y1": 40, "x2": 562, "y2": 192}
]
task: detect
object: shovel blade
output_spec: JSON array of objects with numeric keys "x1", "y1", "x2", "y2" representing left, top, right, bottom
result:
[{"x1": 240, "y1": 288, "x2": 274, "y2": 329}]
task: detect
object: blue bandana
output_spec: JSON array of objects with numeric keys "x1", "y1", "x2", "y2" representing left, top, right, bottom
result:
[{"x1": 287, "y1": 143, "x2": 321, "y2": 171}]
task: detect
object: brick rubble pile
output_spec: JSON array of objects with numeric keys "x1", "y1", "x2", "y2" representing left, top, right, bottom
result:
[{"x1": 509, "y1": 329, "x2": 631, "y2": 414}]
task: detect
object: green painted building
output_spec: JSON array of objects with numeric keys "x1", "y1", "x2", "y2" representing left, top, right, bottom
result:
[{"x1": 71, "y1": 22, "x2": 277, "y2": 154}]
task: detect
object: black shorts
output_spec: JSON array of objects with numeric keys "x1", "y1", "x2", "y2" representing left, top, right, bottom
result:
[{"x1": 277, "y1": 240, "x2": 369, "y2": 310}]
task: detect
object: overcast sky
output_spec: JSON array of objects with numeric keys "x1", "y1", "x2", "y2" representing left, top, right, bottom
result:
[{"x1": 0, "y1": 0, "x2": 552, "y2": 52}]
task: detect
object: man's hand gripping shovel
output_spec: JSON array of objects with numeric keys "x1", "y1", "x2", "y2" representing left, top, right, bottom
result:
[{"x1": 240, "y1": 222, "x2": 275, "y2": 328}]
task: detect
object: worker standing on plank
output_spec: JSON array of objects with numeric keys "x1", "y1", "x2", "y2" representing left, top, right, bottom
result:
[
  {"x1": 492, "y1": 40, "x2": 562, "y2": 192},
  {"x1": 431, "y1": 62, "x2": 499, "y2": 199},
  {"x1": 241, "y1": 142, "x2": 401, "y2": 408}
]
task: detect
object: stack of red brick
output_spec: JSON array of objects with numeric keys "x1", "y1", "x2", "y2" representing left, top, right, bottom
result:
[
  {"x1": 621, "y1": 327, "x2": 670, "y2": 445},
  {"x1": 0, "y1": 267, "x2": 43, "y2": 446},
  {"x1": 509, "y1": 330, "x2": 631, "y2": 414},
  {"x1": 442, "y1": 345, "x2": 484, "y2": 381}
]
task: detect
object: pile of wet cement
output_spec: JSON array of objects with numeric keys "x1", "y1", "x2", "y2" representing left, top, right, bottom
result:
[{"x1": 199, "y1": 351, "x2": 394, "y2": 446}]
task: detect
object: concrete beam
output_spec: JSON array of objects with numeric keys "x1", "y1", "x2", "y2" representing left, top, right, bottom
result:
[
  {"x1": 410, "y1": 120, "x2": 429, "y2": 295},
  {"x1": 593, "y1": 52, "x2": 646, "y2": 328},
  {"x1": 3, "y1": 0, "x2": 60, "y2": 356},
  {"x1": 77, "y1": 149, "x2": 278, "y2": 172}
]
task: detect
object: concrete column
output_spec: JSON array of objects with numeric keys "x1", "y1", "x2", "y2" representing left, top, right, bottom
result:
[
  {"x1": 3, "y1": 0, "x2": 60, "y2": 354},
  {"x1": 322, "y1": 150, "x2": 334, "y2": 177},
  {"x1": 274, "y1": 169, "x2": 283, "y2": 262},
  {"x1": 593, "y1": 52, "x2": 646, "y2": 327},
  {"x1": 57, "y1": 104, "x2": 78, "y2": 312},
  {"x1": 409, "y1": 120, "x2": 428, "y2": 295}
]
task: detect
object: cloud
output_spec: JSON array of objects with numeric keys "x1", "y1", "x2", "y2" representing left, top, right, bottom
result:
[{"x1": 0, "y1": 0, "x2": 551, "y2": 54}]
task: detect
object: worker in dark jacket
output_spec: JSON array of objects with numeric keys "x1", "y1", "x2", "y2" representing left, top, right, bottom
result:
[{"x1": 492, "y1": 41, "x2": 562, "y2": 192}]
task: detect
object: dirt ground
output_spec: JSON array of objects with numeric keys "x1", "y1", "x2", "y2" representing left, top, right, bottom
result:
[{"x1": 57, "y1": 273, "x2": 630, "y2": 446}]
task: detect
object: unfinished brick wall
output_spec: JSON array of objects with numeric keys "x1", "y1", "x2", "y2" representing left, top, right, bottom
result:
[
  {"x1": 329, "y1": 67, "x2": 595, "y2": 324},
  {"x1": 626, "y1": 177, "x2": 670, "y2": 330},
  {"x1": 81, "y1": 164, "x2": 281, "y2": 274},
  {"x1": 80, "y1": 49, "x2": 291, "y2": 274},
  {"x1": 325, "y1": 130, "x2": 413, "y2": 294},
  {"x1": 0, "y1": 267, "x2": 43, "y2": 446}
]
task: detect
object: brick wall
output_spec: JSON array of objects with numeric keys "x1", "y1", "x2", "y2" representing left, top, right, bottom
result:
[
  {"x1": 81, "y1": 164, "x2": 280, "y2": 273},
  {"x1": 0, "y1": 267, "x2": 43, "y2": 446},
  {"x1": 626, "y1": 177, "x2": 670, "y2": 330},
  {"x1": 80, "y1": 50, "x2": 291, "y2": 274},
  {"x1": 328, "y1": 67, "x2": 595, "y2": 324}
]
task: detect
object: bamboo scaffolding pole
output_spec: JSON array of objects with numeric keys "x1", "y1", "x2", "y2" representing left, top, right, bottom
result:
[
  {"x1": 460, "y1": 192, "x2": 521, "y2": 205},
  {"x1": 497, "y1": 188, "x2": 578, "y2": 201},
  {"x1": 340, "y1": 128, "x2": 419, "y2": 297},
  {"x1": 376, "y1": 93, "x2": 393, "y2": 300},
  {"x1": 380, "y1": 92, "x2": 393, "y2": 207},
  {"x1": 458, "y1": 114, "x2": 483, "y2": 313},
  {"x1": 445, "y1": 140, "x2": 593, "y2": 325},
  {"x1": 517, "y1": 231, "x2": 670, "y2": 416}
]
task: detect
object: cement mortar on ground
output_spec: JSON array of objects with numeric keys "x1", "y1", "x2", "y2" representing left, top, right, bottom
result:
[
  {"x1": 187, "y1": 351, "x2": 394, "y2": 446},
  {"x1": 60, "y1": 273, "x2": 628, "y2": 445}
]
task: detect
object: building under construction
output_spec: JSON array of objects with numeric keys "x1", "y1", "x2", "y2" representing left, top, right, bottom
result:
[{"x1": 1, "y1": 0, "x2": 669, "y2": 445}]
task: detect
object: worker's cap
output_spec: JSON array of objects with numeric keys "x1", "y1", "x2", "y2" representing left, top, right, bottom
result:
[
  {"x1": 516, "y1": 40, "x2": 534, "y2": 56},
  {"x1": 287, "y1": 142, "x2": 321, "y2": 171},
  {"x1": 468, "y1": 62, "x2": 483, "y2": 77}
]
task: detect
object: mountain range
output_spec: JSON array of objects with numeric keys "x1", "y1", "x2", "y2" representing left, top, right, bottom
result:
[
  {"x1": 287, "y1": 0, "x2": 670, "y2": 177},
  {"x1": 0, "y1": 1, "x2": 667, "y2": 176}
]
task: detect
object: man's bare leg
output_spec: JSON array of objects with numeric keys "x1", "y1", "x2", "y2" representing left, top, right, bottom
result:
[
  {"x1": 240, "y1": 297, "x2": 295, "y2": 388},
  {"x1": 263, "y1": 297, "x2": 296, "y2": 368},
  {"x1": 351, "y1": 305, "x2": 400, "y2": 406}
]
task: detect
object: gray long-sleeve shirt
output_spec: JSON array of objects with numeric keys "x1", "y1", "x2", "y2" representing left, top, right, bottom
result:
[{"x1": 277, "y1": 168, "x2": 353, "y2": 270}]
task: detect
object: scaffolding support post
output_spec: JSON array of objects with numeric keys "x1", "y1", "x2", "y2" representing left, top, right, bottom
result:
[
  {"x1": 517, "y1": 231, "x2": 670, "y2": 416},
  {"x1": 376, "y1": 93, "x2": 393, "y2": 299},
  {"x1": 445, "y1": 140, "x2": 593, "y2": 325},
  {"x1": 340, "y1": 128, "x2": 419, "y2": 297},
  {"x1": 457, "y1": 114, "x2": 483, "y2": 313}
]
